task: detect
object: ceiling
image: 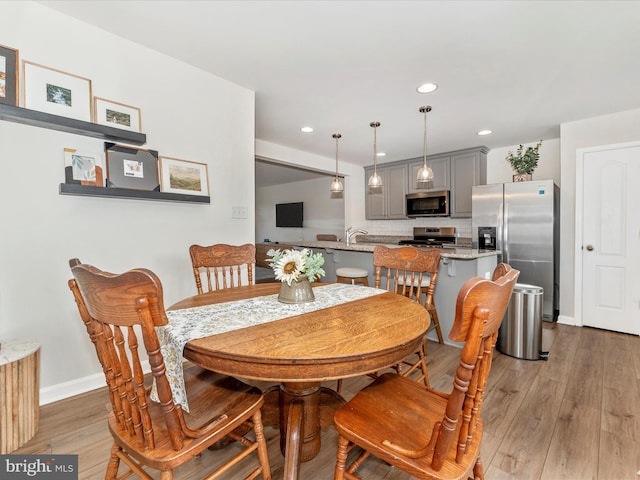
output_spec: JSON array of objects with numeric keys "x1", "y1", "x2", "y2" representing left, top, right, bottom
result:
[{"x1": 38, "y1": 0, "x2": 640, "y2": 184}]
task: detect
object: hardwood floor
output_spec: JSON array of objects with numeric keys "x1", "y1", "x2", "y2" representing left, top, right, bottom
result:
[{"x1": 15, "y1": 323, "x2": 640, "y2": 479}]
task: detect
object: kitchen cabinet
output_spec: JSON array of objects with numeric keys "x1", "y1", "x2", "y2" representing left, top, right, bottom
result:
[
  {"x1": 450, "y1": 148, "x2": 487, "y2": 218},
  {"x1": 407, "y1": 155, "x2": 450, "y2": 193},
  {"x1": 364, "y1": 163, "x2": 407, "y2": 219},
  {"x1": 255, "y1": 242, "x2": 295, "y2": 268},
  {"x1": 365, "y1": 146, "x2": 487, "y2": 220}
]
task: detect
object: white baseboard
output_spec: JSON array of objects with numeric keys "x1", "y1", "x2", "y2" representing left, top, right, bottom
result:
[
  {"x1": 40, "y1": 361, "x2": 151, "y2": 406},
  {"x1": 40, "y1": 372, "x2": 106, "y2": 405},
  {"x1": 557, "y1": 314, "x2": 577, "y2": 326}
]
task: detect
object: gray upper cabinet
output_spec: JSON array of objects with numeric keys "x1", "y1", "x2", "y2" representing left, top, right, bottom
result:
[
  {"x1": 365, "y1": 146, "x2": 487, "y2": 220},
  {"x1": 449, "y1": 148, "x2": 488, "y2": 218},
  {"x1": 364, "y1": 163, "x2": 408, "y2": 219},
  {"x1": 408, "y1": 155, "x2": 451, "y2": 193}
]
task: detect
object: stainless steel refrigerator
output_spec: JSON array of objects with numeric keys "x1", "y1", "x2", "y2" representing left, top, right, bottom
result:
[{"x1": 472, "y1": 179, "x2": 559, "y2": 321}]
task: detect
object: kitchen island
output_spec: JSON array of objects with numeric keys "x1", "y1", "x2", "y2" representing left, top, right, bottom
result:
[{"x1": 279, "y1": 241, "x2": 500, "y2": 347}]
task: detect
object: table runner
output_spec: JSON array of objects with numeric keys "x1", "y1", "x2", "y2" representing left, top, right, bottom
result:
[{"x1": 154, "y1": 283, "x2": 386, "y2": 410}]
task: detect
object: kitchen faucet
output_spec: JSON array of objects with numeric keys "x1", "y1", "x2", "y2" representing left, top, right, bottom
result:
[{"x1": 345, "y1": 226, "x2": 368, "y2": 246}]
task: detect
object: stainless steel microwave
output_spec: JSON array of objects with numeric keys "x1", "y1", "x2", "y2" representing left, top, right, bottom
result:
[{"x1": 406, "y1": 190, "x2": 450, "y2": 217}]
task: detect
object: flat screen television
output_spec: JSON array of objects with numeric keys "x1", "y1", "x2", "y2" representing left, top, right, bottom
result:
[{"x1": 276, "y1": 202, "x2": 303, "y2": 228}]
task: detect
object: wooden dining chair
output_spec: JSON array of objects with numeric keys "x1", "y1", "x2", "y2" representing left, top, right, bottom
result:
[
  {"x1": 189, "y1": 243, "x2": 256, "y2": 294},
  {"x1": 372, "y1": 245, "x2": 443, "y2": 386},
  {"x1": 68, "y1": 258, "x2": 271, "y2": 480},
  {"x1": 333, "y1": 263, "x2": 519, "y2": 480}
]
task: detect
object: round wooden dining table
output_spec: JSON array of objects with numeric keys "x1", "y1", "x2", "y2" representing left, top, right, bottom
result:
[{"x1": 169, "y1": 283, "x2": 430, "y2": 480}]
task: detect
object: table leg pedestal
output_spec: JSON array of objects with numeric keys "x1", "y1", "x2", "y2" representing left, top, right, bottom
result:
[
  {"x1": 213, "y1": 380, "x2": 342, "y2": 470},
  {"x1": 262, "y1": 382, "x2": 347, "y2": 480},
  {"x1": 283, "y1": 400, "x2": 303, "y2": 480},
  {"x1": 279, "y1": 382, "x2": 321, "y2": 462}
]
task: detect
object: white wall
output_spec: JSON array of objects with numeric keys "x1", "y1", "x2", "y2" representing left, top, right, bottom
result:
[
  {"x1": 0, "y1": 2, "x2": 255, "y2": 403},
  {"x1": 558, "y1": 108, "x2": 640, "y2": 323},
  {"x1": 256, "y1": 178, "x2": 345, "y2": 243}
]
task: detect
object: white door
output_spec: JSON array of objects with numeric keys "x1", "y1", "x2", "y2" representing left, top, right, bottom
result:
[{"x1": 581, "y1": 144, "x2": 640, "y2": 334}]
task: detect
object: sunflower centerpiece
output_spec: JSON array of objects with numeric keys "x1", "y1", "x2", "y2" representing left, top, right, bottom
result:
[{"x1": 266, "y1": 248, "x2": 325, "y2": 303}]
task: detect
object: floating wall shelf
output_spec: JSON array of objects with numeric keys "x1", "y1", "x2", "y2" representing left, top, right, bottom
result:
[
  {"x1": 59, "y1": 184, "x2": 210, "y2": 204},
  {"x1": 0, "y1": 104, "x2": 147, "y2": 145},
  {"x1": 0, "y1": 105, "x2": 208, "y2": 204}
]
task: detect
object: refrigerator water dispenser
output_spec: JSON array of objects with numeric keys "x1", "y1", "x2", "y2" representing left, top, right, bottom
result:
[{"x1": 478, "y1": 226, "x2": 497, "y2": 250}]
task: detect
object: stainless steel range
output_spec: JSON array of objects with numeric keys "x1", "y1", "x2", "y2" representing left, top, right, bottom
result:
[{"x1": 398, "y1": 227, "x2": 457, "y2": 248}]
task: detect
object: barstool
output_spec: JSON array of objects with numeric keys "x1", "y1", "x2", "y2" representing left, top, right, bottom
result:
[{"x1": 336, "y1": 267, "x2": 369, "y2": 286}]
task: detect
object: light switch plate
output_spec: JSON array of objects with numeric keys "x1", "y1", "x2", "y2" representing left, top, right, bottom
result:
[{"x1": 232, "y1": 206, "x2": 248, "y2": 219}]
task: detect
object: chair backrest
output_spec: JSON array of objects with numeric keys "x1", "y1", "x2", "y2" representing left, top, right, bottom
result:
[
  {"x1": 68, "y1": 258, "x2": 187, "y2": 451},
  {"x1": 431, "y1": 263, "x2": 519, "y2": 470},
  {"x1": 373, "y1": 245, "x2": 441, "y2": 308},
  {"x1": 316, "y1": 234, "x2": 338, "y2": 241},
  {"x1": 189, "y1": 243, "x2": 256, "y2": 294}
]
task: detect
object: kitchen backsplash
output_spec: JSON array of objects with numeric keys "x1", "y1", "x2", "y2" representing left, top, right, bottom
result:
[{"x1": 360, "y1": 217, "x2": 472, "y2": 239}]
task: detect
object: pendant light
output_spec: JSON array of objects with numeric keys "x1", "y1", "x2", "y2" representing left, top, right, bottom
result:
[
  {"x1": 330, "y1": 133, "x2": 344, "y2": 193},
  {"x1": 416, "y1": 106, "x2": 434, "y2": 184},
  {"x1": 367, "y1": 121, "x2": 383, "y2": 188}
]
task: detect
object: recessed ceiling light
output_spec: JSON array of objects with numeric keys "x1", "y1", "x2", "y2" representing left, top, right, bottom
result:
[
  {"x1": 377, "y1": 152, "x2": 386, "y2": 157},
  {"x1": 477, "y1": 129, "x2": 493, "y2": 136},
  {"x1": 416, "y1": 83, "x2": 438, "y2": 94},
  {"x1": 300, "y1": 126, "x2": 314, "y2": 133}
]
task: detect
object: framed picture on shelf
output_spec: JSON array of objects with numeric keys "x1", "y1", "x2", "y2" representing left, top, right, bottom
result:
[
  {"x1": 0, "y1": 44, "x2": 19, "y2": 106},
  {"x1": 159, "y1": 157, "x2": 210, "y2": 196},
  {"x1": 93, "y1": 97, "x2": 141, "y2": 132},
  {"x1": 64, "y1": 148, "x2": 104, "y2": 187},
  {"x1": 22, "y1": 61, "x2": 92, "y2": 121},
  {"x1": 105, "y1": 143, "x2": 159, "y2": 191}
]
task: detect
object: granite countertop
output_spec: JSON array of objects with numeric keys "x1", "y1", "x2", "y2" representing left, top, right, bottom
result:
[{"x1": 292, "y1": 240, "x2": 500, "y2": 260}]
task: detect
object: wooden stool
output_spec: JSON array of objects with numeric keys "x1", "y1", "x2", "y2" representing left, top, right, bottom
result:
[
  {"x1": 0, "y1": 339, "x2": 40, "y2": 453},
  {"x1": 336, "y1": 267, "x2": 369, "y2": 286}
]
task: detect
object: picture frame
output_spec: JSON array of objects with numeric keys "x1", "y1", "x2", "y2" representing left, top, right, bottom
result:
[
  {"x1": 93, "y1": 97, "x2": 142, "y2": 132},
  {"x1": 105, "y1": 143, "x2": 159, "y2": 191},
  {"x1": 64, "y1": 148, "x2": 105, "y2": 187},
  {"x1": 22, "y1": 61, "x2": 92, "y2": 121},
  {"x1": 0, "y1": 44, "x2": 19, "y2": 106},
  {"x1": 159, "y1": 157, "x2": 210, "y2": 197}
]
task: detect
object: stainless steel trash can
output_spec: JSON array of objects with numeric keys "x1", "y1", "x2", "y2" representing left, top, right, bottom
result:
[{"x1": 497, "y1": 283, "x2": 544, "y2": 360}]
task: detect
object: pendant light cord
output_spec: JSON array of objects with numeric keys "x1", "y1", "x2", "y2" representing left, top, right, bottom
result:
[
  {"x1": 423, "y1": 108, "x2": 428, "y2": 168},
  {"x1": 371, "y1": 121, "x2": 380, "y2": 174},
  {"x1": 333, "y1": 133, "x2": 341, "y2": 181},
  {"x1": 420, "y1": 105, "x2": 432, "y2": 170}
]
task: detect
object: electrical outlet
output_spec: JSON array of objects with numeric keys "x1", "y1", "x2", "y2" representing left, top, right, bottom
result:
[{"x1": 232, "y1": 206, "x2": 248, "y2": 219}]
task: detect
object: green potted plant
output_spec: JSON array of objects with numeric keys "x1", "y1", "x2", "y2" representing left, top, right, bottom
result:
[{"x1": 506, "y1": 140, "x2": 542, "y2": 182}]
